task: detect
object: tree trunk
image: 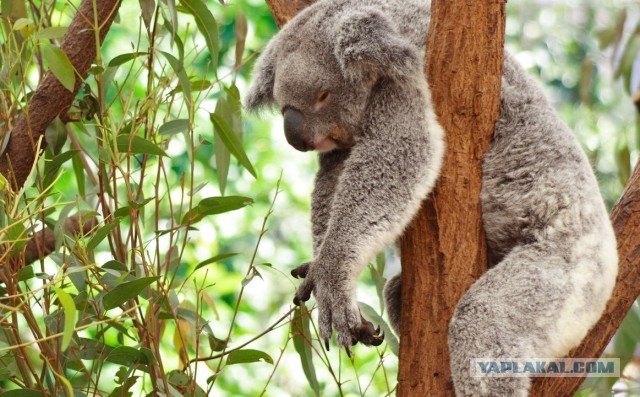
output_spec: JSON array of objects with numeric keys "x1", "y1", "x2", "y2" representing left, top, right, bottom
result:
[
  {"x1": 397, "y1": 1, "x2": 505, "y2": 395},
  {"x1": 261, "y1": 2, "x2": 640, "y2": 397},
  {"x1": 0, "y1": 0, "x2": 121, "y2": 190}
]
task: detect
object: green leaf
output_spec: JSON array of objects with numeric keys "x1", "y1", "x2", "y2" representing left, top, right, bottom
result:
[
  {"x1": 41, "y1": 43, "x2": 75, "y2": 91},
  {"x1": 159, "y1": 119, "x2": 189, "y2": 135},
  {"x1": 108, "y1": 52, "x2": 147, "y2": 67},
  {"x1": 5, "y1": 218, "x2": 27, "y2": 253},
  {"x1": 160, "y1": 51, "x2": 191, "y2": 103},
  {"x1": 234, "y1": 13, "x2": 247, "y2": 72},
  {"x1": 358, "y1": 302, "x2": 399, "y2": 356},
  {"x1": 43, "y1": 150, "x2": 77, "y2": 187},
  {"x1": 0, "y1": 354, "x2": 17, "y2": 381},
  {"x1": 71, "y1": 153, "x2": 85, "y2": 197},
  {"x1": 180, "y1": 0, "x2": 219, "y2": 72},
  {"x1": 292, "y1": 306, "x2": 320, "y2": 396},
  {"x1": 181, "y1": 196, "x2": 253, "y2": 225},
  {"x1": 106, "y1": 346, "x2": 153, "y2": 368},
  {"x1": 54, "y1": 288, "x2": 76, "y2": 351},
  {"x1": 38, "y1": 26, "x2": 67, "y2": 40},
  {"x1": 226, "y1": 349, "x2": 273, "y2": 366},
  {"x1": 195, "y1": 252, "x2": 237, "y2": 271},
  {"x1": 18, "y1": 265, "x2": 34, "y2": 281},
  {"x1": 210, "y1": 112, "x2": 256, "y2": 178},
  {"x1": 87, "y1": 219, "x2": 121, "y2": 250},
  {"x1": 139, "y1": 0, "x2": 155, "y2": 30},
  {"x1": 44, "y1": 117, "x2": 67, "y2": 155},
  {"x1": 116, "y1": 134, "x2": 168, "y2": 157},
  {"x1": 102, "y1": 276, "x2": 159, "y2": 310},
  {"x1": 214, "y1": 98, "x2": 231, "y2": 194}
]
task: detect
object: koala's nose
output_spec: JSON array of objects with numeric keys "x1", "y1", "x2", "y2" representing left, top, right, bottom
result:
[{"x1": 283, "y1": 108, "x2": 311, "y2": 152}]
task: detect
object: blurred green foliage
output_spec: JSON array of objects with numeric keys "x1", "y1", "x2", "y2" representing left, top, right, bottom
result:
[{"x1": 0, "y1": 0, "x2": 636, "y2": 396}]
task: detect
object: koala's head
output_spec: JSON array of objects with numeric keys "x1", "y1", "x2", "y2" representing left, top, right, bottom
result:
[{"x1": 246, "y1": 5, "x2": 422, "y2": 152}]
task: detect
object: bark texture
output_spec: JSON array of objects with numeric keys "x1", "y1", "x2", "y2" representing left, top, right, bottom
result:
[
  {"x1": 0, "y1": 0, "x2": 121, "y2": 190},
  {"x1": 397, "y1": 2, "x2": 505, "y2": 395}
]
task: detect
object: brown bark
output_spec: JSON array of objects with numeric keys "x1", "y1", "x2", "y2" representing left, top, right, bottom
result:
[
  {"x1": 397, "y1": 2, "x2": 505, "y2": 395},
  {"x1": 0, "y1": 0, "x2": 121, "y2": 190},
  {"x1": 530, "y1": 161, "x2": 640, "y2": 396}
]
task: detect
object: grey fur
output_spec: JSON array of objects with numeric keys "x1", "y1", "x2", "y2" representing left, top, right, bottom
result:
[{"x1": 247, "y1": 0, "x2": 618, "y2": 395}]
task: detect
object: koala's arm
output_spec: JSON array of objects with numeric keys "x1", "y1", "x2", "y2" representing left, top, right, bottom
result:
[
  {"x1": 294, "y1": 80, "x2": 444, "y2": 348},
  {"x1": 311, "y1": 150, "x2": 350, "y2": 255}
]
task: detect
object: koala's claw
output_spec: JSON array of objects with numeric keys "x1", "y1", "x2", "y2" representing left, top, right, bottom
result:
[
  {"x1": 324, "y1": 338, "x2": 330, "y2": 351},
  {"x1": 355, "y1": 316, "x2": 385, "y2": 347},
  {"x1": 293, "y1": 275, "x2": 314, "y2": 306},
  {"x1": 291, "y1": 262, "x2": 311, "y2": 279}
]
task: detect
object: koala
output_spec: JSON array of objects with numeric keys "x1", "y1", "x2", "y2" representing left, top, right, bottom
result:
[{"x1": 246, "y1": 0, "x2": 619, "y2": 396}]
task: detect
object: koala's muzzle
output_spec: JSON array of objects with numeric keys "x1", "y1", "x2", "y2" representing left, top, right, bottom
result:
[{"x1": 283, "y1": 108, "x2": 311, "y2": 152}]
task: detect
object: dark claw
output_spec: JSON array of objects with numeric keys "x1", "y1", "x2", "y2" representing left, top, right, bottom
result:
[
  {"x1": 324, "y1": 338, "x2": 330, "y2": 351},
  {"x1": 291, "y1": 262, "x2": 310, "y2": 279},
  {"x1": 370, "y1": 331, "x2": 384, "y2": 347},
  {"x1": 345, "y1": 347, "x2": 352, "y2": 359}
]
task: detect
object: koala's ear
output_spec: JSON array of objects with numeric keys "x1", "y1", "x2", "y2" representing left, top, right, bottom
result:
[
  {"x1": 334, "y1": 9, "x2": 421, "y2": 81},
  {"x1": 246, "y1": 41, "x2": 278, "y2": 111}
]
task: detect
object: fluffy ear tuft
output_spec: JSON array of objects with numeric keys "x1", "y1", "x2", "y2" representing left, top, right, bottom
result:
[
  {"x1": 334, "y1": 9, "x2": 421, "y2": 81},
  {"x1": 245, "y1": 41, "x2": 278, "y2": 112}
]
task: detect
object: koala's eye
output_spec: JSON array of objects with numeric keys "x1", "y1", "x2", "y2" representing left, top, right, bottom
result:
[{"x1": 314, "y1": 90, "x2": 331, "y2": 110}]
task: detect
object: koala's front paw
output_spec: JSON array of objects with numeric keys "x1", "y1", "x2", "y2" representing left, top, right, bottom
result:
[{"x1": 291, "y1": 262, "x2": 384, "y2": 354}]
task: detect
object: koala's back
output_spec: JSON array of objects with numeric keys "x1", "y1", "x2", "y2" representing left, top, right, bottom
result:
[{"x1": 482, "y1": 54, "x2": 615, "y2": 266}]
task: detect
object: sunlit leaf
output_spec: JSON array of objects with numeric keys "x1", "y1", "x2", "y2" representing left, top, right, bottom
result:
[
  {"x1": 108, "y1": 52, "x2": 147, "y2": 67},
  {"x1": 195, "y1": 252, "x2": 237, "y2": 271},
  {"x1": 210, "y1": 113, "x2": 256, "y2": 178},
  {"x1": 161, "y1": 51, "x2": 192, "y2": 103},
  {"x1": 181, "y1": 196, "x2": 253, "y2": 225},
  {"x1": 234, "y1": 12, "x2": 247, "y2": 72},
  {"x1": 54, "y1": 288, "x2": 76, "y2": 351},
  {"x1": 41, "y1": 43, "x2": 75, "y2": 91},
  {"x1": 180, "y1": 0, "x2": 219, "y2": 72},
  {"x1": 226, "y1": 349, "x2": 273, "y2": 365},
  {"x1": 116, "y1": 134, "x2": 168, "y2": 157},
  {"x1": 102, "y1": 276, "x2": 158, "y2": 310},
  {"x1": 38, "y1": 26, "x2": 67, "y2": 40},
  {"x1": 139, "y1": 0, "x2": 155, "y2": 30},
  {"x1": 159, "y1": 119, "x2": 189, "y2": 135}
]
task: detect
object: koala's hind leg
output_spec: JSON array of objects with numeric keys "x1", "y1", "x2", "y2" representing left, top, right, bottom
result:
[{"x1": 448, "y1": 242, "x2": 605, "y2": 397}]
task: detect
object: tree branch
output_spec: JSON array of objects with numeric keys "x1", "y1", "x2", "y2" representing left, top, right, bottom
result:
[
  {"x1": 0, "y1": 0, "x2": 121, "y2": 190},
  {"x1": 22, "y1": 213, "x2": 97, "y2": 265}
]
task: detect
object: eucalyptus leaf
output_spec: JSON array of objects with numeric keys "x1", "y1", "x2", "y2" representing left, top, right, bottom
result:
[
  {"x1": 102, "y1": 276, "x2": 159, "y2": 310},
  {"x1": 41, "y1": 43, "x2": 75, "y2": 91}
]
